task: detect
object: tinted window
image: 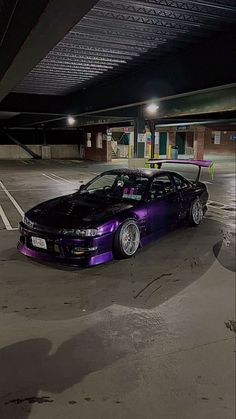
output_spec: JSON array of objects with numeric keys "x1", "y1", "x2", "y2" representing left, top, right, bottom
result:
[
  {"x1": 81, "y1": 173, "x2": 149, "y2": 201},
  {"x1": 148, "y1": 175, "x2": 175, "y2": 200},
  {"x1": 86, "y1": 174, "x2": 116, "y2": 191},
  {"x1": 173, "y1": 174, "x2": 190, "y2": 190}
]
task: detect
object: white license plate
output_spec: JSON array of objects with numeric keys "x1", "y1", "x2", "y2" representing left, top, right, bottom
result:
[{"x1": 31, "y1": 236, "x2": 47, "y2": 250}]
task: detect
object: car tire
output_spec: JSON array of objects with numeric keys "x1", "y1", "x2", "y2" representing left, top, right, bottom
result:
[
  {"x1": 113, "y1": 220, "x2": 140, "y2": 259},
  {"x1": 188, "y1": 197, "x2": 204, "y2": 226}
]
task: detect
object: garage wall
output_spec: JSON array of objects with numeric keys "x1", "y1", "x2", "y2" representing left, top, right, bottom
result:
[
  {"x1": 50, "y1": 145, "x2": 79, "y2": 159},
  {"x1": 0, "y1": 145, "x2": 41, "y2": 159},
  {"x1": 204, "y1": 129, "x2": 236, "y2": 156},
  {"x1": 0, "y1": 129, "x2": 83, "y2": 145},
  {"x1": 0, "y1": 144, "x2": 80, "y2": 159}
]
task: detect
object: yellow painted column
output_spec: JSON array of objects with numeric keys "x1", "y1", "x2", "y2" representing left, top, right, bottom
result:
[{"x1": 167, "y1": 144, "x2": 172, "y2": 159}]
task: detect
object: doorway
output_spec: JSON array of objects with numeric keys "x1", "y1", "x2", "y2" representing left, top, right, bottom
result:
[
  {"x1": 159, "y1": 132, "x2": 167, "y2": 155},
  {"x1": 176, "y1": 132, "x2": 186, "y2": 154}
]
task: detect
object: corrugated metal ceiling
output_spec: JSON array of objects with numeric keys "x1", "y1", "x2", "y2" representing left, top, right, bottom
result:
[{"x1": 12, "y1": 0, "x2": 236, "y2": 96}]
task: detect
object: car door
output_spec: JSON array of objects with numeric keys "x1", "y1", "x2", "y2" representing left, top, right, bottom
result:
[
  {"x1": 171, "y1": 173, "x2": 193, "y2": 219},
  {"x1": 146, "y1": 174, "x2": 181, "y2": 233}
]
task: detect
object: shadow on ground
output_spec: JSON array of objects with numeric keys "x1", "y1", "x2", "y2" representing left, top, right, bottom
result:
[
  {"x1": 0, "y1": 310, "x2": 165, "y2": 418},
  {"x1": 213, "y1": 231, "x2": 236, "y2": 272}
]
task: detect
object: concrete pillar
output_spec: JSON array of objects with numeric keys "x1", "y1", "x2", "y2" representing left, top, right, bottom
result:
[
  {"x1": 149, "y1": 120, "x2": 155, "y2": 158},
  {"x1": 134, "y1": 106, "x2": 146, "y2": 158},
  {"x1": 42, "y1": 126, "x2": 48, "y2": 146},
  {"x1": 155, "y1": 131, "x2": 160, "y2": 156},
  {"x1": 129, "y1": 131, "x2": 134, "y2": 158},
  {"x1": 42, "y1": 145, "x2": 51, "y2": 159},
  {"x1": 194, "y1": 127, "x2": 205, "y2": 160}
]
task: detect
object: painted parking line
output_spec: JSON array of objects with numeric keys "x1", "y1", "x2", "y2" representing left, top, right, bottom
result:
[
  {"x1": 42, "y1": 173, "x2": 64, "y2": 184},
  {"x1": 0, "y1": 180, "x2": 24, "y2": 217},
  {"x1": 0, "y1": 187, "x2": 60, "y2": 192},
  {"x1": 0, "y1": 205, "x2": 13, "y2": 230},
  {"x1": 208, "y1": 200, "x2": 225, "y2": 208},
  {"x1": 49, "y1": 173, "x2": 75, "y2": 184}
]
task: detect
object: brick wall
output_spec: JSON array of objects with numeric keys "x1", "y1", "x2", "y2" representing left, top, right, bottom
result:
[
  {"x1": 84, "y1": 126, "x2": 112, "y2": 162},
  {"x1": 204, "y1": 128, "x2": 236, "y2": 156}
]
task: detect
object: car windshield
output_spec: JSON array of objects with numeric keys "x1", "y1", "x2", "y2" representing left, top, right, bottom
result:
[{"x1": 80, "y1": 173, "x2": 149, "y2": 201}]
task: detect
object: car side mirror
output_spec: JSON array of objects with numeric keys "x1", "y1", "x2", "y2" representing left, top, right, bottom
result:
[{"x1": 79, "y1": 184, "x2": 86, "y2": 192}]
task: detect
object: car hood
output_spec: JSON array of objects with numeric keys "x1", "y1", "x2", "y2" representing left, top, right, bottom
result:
[{"x1": 25, "y1": 193, "x2": 134, "y2": 230}]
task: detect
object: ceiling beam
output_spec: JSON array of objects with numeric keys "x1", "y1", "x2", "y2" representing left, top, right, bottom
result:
[
  {"x1": 184, "y1": 0, "x2": 236, "y2": 13},
  {"x1": 0, "y1": 93, "x2": 66, "y2": 114},
  {"x1": 100, "y1": 0, "x2": 236, "y2": 20},
  {"x1": 0, "y1": 0, "x2": 99, "y2": 103},
  {"x1": 66, "y1": 29, "x2": 236, "y2": 114}
]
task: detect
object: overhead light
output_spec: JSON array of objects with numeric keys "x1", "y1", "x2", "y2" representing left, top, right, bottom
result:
[
  {"x1": 146, "y1": 103, "x2": 159, "y2": 114},
  {"x1": 67, "y1": 116, "x2": 76, "y2": 126}
]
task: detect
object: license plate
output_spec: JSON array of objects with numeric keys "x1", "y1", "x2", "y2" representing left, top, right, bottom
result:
[{"x1": 31, "y1": 236, "x2": 47, "y2": 250}]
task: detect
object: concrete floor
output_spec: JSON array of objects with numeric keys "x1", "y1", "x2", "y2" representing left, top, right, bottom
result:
[{"x1": 0, "y1": 158, "x2": 235, "y2": 419}]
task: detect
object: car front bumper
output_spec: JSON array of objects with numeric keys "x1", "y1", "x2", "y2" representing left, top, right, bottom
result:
[{"x1": 17, "y1": 222, "x2": 114, "y2": 267}]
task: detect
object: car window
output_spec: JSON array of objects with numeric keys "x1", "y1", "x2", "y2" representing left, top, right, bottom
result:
[
  {"x1": 173, "y1": 174, "x2": 190, "y2": 190},
  {"x1": 122, "y1": 177, "x2": 149, "y2": 201},
  {"x1": 86, "y1": 174, "x2": 117, "y2": 191},
  {"x1": 148, "y1": 175, "x2": 175, "y2": 200},
  {"x1": 81, "y1": 173, "x2": 149, "y2": 201}
]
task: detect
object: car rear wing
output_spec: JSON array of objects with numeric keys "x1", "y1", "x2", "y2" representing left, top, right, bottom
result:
[{"x1": 147, "y1": 159, "x2": 214, "y2": 182}]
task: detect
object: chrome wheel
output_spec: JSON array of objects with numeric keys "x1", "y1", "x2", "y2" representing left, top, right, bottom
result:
[
  {"x1": 120, "y1": 221, "x2": 140, "y2": 256},
  {"x1": 192, "y1": 199, "x2": 203, "y2": 225}
]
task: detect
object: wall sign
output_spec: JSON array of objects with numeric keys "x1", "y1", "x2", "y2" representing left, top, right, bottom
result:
[
  {"x1": 177, "y1": 125, "x2": 191, "y2": 130},
  {"x1": 229, "y1": 133, "x2": 236, "y2": 140},
  {"x1": 96, "y1": 132, "x2": 103, "y2": 149},
  {"x1": 138, "y1": 133, "x2": 146, "y2": 143},
  {"x1": 212, "y1": 131, "x2": 221, "y2": 144}
]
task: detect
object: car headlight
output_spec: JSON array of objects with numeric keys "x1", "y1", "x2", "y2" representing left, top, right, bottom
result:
[
  {"x1": 23, "y1": 215, "x2": 34, "y2": 228},
  {"x1": 76, "y1": 229, "x2": 99, "y2": 237},
  {"x1": 62, "y1": 229, "x2": 99, "y2": 237}
]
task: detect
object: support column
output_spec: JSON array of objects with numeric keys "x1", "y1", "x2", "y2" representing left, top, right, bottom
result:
[
  {"x1": 149, "y1": 120, "x2": 155, "y2": 159},
  {"x1": 194, "y1": 127, "x2": 206, "y2": 160},
  {"x1": 42, "y1": 126, "x2": 47, "y2": 146},
  {"x1": 134, "y1": 106, "x2": 146, "y2": 158},
  {"x1": 41, "y1": 126, "x2": 51, "y2": 159}
]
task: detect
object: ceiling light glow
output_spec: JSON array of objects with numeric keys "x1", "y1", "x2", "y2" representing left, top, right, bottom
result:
[
  {"x1": 67, "y1": 116, "x2": 76, "y2": 126},
  {"x1": 146, "y1": 103, "x2": 159, "y2": 114}
]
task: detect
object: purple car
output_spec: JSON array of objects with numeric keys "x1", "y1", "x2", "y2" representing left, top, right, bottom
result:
[{"x1": 18, "y1": 160, "x2": 212, "y2": 267}]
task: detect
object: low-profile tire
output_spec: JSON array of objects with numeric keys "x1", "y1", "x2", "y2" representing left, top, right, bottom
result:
[
  {"x1": 113, "y1": 220, "x2": 140, "y2": 259},
  {"x1": 188, "y1": 197, "x2": 204, "y2": 226}
]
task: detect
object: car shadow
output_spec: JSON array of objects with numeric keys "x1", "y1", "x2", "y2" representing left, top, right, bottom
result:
[
  {"x1": 213, "y1": 230, "x2": 236, "y2": 272},
  {"x1": 0, "y1": 311, "x2": 162, "y2": 418}
]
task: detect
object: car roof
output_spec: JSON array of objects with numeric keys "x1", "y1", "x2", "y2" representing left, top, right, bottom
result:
[{"x1": 101, "y1": 168, "x2": 177, "y2": 179}]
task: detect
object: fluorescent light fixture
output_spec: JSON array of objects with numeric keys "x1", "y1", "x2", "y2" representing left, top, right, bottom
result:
[
  {"x1": 67, "y1": 116, "x2": 76, "y2": 126},
  {"x1": 146, "y1": 103, "x2": 159, "y2": 114}
]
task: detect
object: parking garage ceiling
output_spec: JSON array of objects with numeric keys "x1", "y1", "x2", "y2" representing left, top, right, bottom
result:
[
  {"x1": 11, "y1": 0, "x2": 236, "y2": 95},
  {"x1": 0, "y1": 0, "x2": 235, "y2": 127}
]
